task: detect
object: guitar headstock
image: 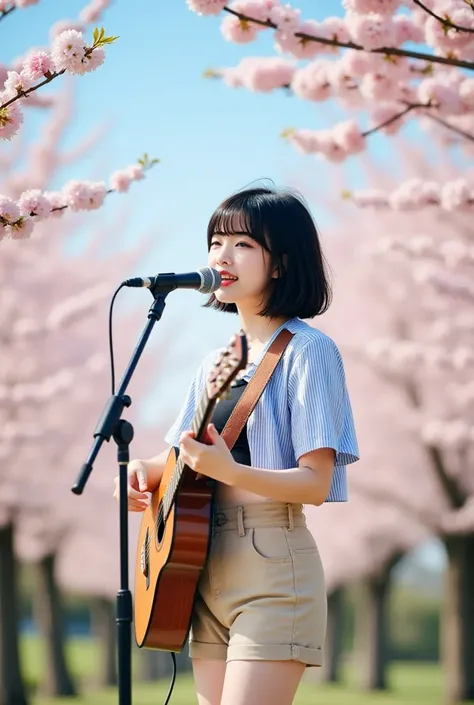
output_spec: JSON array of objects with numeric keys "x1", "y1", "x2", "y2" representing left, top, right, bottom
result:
[{"x1": 206, "y1": 331, "x2": 248, "y2": 401}]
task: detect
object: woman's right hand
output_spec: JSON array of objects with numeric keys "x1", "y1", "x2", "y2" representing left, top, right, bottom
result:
[{"x1": 113, "y1": 458, "x2": 151, "y2": 512}]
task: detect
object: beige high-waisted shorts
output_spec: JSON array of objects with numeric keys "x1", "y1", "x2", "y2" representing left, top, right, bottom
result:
[{"x1": 189, "y1": 501, "x2": 327, "y2": 666}]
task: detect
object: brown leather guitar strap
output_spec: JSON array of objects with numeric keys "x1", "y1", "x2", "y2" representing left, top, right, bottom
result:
[{"x1": 220, "y1": 328, "x2": 294, "y2": 451}]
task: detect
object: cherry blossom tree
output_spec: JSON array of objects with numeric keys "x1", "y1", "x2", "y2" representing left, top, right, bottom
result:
[
  {"x1": 186, "y1": 0, "x2": 473, "y2": 196},
  {"x1": 0, "y1": 0, "x2": 158, "y2": 242},
  {"x1": 303, "y1": 148, "x2": 473, "y2": 703}
]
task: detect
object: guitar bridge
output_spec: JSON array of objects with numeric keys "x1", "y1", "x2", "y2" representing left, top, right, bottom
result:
[{"x1": 140, "y1": 527, "x2": 150, "y2": 590}]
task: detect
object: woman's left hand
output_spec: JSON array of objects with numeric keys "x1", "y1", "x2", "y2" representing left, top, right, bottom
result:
[{"x1": 179, "y1": 423, "x2": 237, "y2": 485}]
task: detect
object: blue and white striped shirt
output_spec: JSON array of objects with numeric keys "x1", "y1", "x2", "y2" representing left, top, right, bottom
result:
[{"x1": 164, "y1": 317, "x2": 359, "y2": 502}]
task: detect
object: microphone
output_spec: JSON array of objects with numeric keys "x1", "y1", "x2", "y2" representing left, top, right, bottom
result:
[{"x1": 122, "y1": 267, "x2": 221, "y2": 295}]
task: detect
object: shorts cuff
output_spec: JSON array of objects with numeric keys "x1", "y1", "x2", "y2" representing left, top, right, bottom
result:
[
  {"x1": 189, "y1": 640, "x2": 228, "y2": 661},
  {"x1": 227, "y1": 643, "x2": 323, "y2": 667}
]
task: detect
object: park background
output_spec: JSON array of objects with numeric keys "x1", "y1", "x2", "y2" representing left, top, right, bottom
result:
[{"x1": 1, "y1": 1, "x2": 473, "y2": 704}]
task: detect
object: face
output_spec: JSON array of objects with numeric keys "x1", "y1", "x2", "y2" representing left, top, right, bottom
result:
[{"x1": 208, "y1": 228, "x2": 276, "y2": 313}]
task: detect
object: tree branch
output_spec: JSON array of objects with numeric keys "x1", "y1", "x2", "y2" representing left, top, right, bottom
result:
[
  {"x1": 362, "y1": 102, "x2": 431, "y2": 138},
  {"x1": 411, "y1": 0, "x2": 474, "y2": 35},
  {"x1": 419, "y1": 110, "x2": 474, "y2": 144},
  {"x1": 223, "y1": 6, "x2": 474, "y2": 72},
  {"x1": 403, "y1": 379, "x2": 467, "y2": 509},
  {"x1": 0, "y1": 70, "x2": 66, "y2": 112},
  {"x1": 0, "y1": 6, "x2": 15, "y2": 23}
]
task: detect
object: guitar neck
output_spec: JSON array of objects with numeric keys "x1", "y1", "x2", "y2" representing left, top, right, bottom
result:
[{"x1": 162, "y1": 388, "x2": 217, "y2": 520}]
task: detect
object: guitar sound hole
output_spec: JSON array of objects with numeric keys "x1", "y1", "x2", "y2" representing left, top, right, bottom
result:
[{"x1": 156, "y1": 513, "x2": 165, "y2": 544}]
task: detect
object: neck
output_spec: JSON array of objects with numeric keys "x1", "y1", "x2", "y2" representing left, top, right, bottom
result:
[{"x1": 237, "y1": 307, "x2": 290, "y2": 347}]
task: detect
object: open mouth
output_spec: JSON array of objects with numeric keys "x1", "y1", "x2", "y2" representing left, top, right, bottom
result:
[{"x1": 219, "y1": 272, "x2": 238, "y2": 286}]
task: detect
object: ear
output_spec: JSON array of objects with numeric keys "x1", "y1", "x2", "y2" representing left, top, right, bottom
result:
[{"x1": 272, "y1": 255, "x2": 287, "y2": 279}]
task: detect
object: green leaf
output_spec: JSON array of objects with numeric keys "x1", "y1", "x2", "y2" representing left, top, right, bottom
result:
[{"x1": 93, "y1": 27, "x2": 99, "y2": 44}]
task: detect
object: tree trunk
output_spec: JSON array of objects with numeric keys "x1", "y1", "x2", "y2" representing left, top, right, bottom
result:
[
  {"x1": 355, "y1": 561, "x2": 396, "y2": 691},
  {"x1": 321, "y1": 588, "x2": 344, "y2": 684},
  {"x1": 442, "y1": 534, "x2": 474, "y2": 704},
  {"x1": 91, "y1": 597, "x2": 117, "y2": 687},
  {"x1": 34, "y1": 553, "x2": 77, "y2": 697},
  {"x1": 0, "y1": 522, "x2": 28, "y2": 705}
]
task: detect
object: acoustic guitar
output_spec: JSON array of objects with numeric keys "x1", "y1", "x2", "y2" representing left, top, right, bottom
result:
[{"x1": 134, "y1": 331, "x2": 248, "y2": 651}]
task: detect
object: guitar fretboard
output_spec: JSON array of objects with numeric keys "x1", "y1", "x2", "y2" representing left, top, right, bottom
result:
[{"x1": 161, "y1": 387, "x2": 211, "y2": 522}]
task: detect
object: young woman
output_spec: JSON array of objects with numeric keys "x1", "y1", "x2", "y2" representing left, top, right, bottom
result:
[{"x1": 114, "y1": 185, "x2": 359, "y2": 705}]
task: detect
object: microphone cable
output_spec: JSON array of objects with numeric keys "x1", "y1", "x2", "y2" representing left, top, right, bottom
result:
[{"x1": 107, "y1": 283, "x2": 179, "y2": 704}]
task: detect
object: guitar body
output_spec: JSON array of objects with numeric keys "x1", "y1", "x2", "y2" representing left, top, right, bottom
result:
[
  {"x1": 133, "y1": 330, "x2": 247, "y2": 652},
  {"x1": 134, "y1": 447, "x2": 215, "y2": 651}
]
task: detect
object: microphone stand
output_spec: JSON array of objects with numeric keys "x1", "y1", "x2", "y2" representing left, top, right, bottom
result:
[{"x1": 71, "y1": 286, "x2": 173, "y2": 705}]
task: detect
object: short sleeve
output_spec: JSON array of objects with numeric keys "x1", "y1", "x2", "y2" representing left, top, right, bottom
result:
[{"x1": 288, "y1": 335, "x2": 359, "y2": 467}]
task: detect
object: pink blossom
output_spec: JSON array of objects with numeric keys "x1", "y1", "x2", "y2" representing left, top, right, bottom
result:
[
  {"x1": 49, "y1": 20, "x2": 86, "y2": 41},
  {"x1": 14, "y1": 0, "x2": 39, "y2": 6},
  {"x1": 18, "y1": 189, "x2": 52, "y2": 221},
  {"x1": 43, "y1": 191, "x2": 66, "y2": 218},
  {"x1": 274, "y1": 31, "x2": 303, "y2": 58},
  {"x1": 269, "y1": 3, "x2": 301, "y2": 32},
  {"x1": 441, "y1": 179, "x2": 474, "y2": 211},
  {"x1": 417, "y1": 78, "x2": 464, "y2": 116},
  {"x1": 351, "y1": 189, "x2": 389, "y2": 208},
  {"x1": 275, "y1": 20, "x2": 322, "y2": 59},
  {"x1": 74, "y1": 48, "x2": 106, "y2": 75},
  {"x1": 359, "y1": 72, "x2": 397, "y2": 102},
  {"x1": 3, "y1": 70, "x2": 32, "y2": 95},
  {"x1": 286, "y1": 129, "x2": 320, "y2": 154},
  {"x1": 318, "y1": 17, "x2": 351, "y2": 51},
  {"x1": 126, "y1": 164, "x2": 145, "y2": 180},
  {"x1": 80, "y1": 0, "x2": 112, "y2": 24},
  {"x1": 342, "y1": 0, "x2": 401, "y2": 14},
  {"x1": 425, "y1": 9, "x2": 474, "y2": 51},
  {"x1": 289, "y1": 128, "x2": 347, "y2": 162},
  {"x1": 329, "y1": 64, "x2": 364, "y2": 108},
  {"x1": 221, "y1": 15, "x2": 259, "y2": 43},
  {"x1": 339, "y1": 50, "x2": 376, "y2": 78},
  {"x1": 5, "y1": 216, "x2": 34, "y2": 240},
  {"x1": 62, "y1": 180, "x2": 107, "y2": 211},
  {"x1": 51, "y1": 29, "x2": 86, "y2": 74},
  {"x1": 229, "y1": 0, "x2": 272, "y2": 24},
  {"x1": 347, "y1": 14, "x2": 395, "y2": 50},
  {"x1": 22, "y1": 51, "x2": 55, "y2": 80},
  {"x1": 232, "y1": 57, "x2": 295, "y2": 92},
  {"x1": 0, "y1": 98, "x2": 24, "y2": 141},
  {"x1": 388, "y1": 179, "x2": 441, "y2": 209},
  {"x1": 333, "y1": 120, "x2": 365, "y2": 154},
  {"x1": 460, "y1": 79, "x2": 474, "y2": 108},
  {"x1": 315, "y1": 131, "x2": 348, "y2": 162},
  {"x1": 109, "y1": 170, "x2": 132, "y2": 193},
  {"x1": 393, "y1": 15, "x2": 424, "y2": 45},
  {"x1": 291, "y1": 61, "x2": 332, "y2": 102},
  {"x1": 0, "y1": 195, "x2": 21, "y2": 223},
  {"x1": 186, "y1": 0, "x2": 227, "y2": 14}
]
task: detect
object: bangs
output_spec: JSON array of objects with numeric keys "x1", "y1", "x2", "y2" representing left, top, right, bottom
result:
[{"x1": 207, "y1": 197, "x2": 270, "y2": 251}]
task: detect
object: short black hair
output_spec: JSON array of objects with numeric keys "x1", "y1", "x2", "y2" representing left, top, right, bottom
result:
[{"x1": 205, "y1": 185, "x2": 332, "y2": 319}]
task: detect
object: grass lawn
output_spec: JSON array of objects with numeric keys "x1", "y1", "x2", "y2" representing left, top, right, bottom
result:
[{"x1": 21, "y1": 637, "x2": 452, "y2": 705}]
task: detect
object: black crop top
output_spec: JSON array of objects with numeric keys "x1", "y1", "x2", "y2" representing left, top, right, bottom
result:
[{"x1": 211, "y1": 378, "x2": 251, "y2": 466}]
